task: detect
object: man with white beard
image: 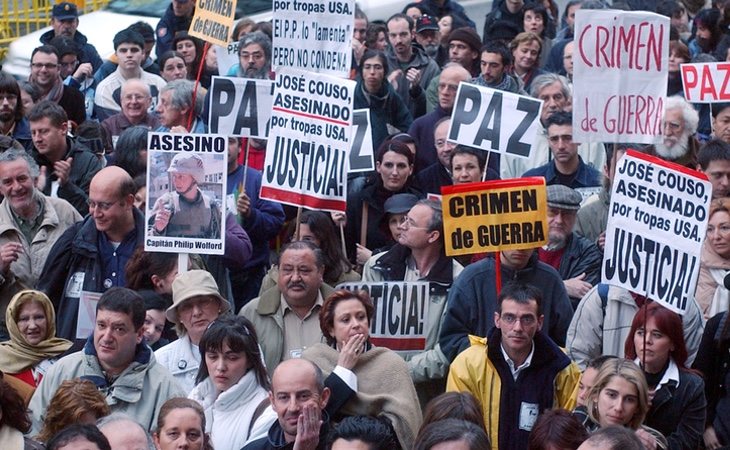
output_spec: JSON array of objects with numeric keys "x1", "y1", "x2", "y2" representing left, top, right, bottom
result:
[{"x1": 647, "y1": 96, "x2": 700, "y2": 169}]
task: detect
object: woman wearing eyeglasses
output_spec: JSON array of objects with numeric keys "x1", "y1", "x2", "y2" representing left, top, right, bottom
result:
[
  {"x1": 188, "y1": 316, "x2": 276, "y2": 450},
  {"x1": 696, "y1": 198, "x2": 730, "y2": 318}
]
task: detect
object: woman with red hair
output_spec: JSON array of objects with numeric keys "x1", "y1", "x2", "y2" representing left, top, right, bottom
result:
[{"x1": 624, "y1": 302, "x2": 706, "y2": 450}]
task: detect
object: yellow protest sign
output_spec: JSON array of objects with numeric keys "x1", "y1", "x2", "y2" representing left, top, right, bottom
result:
[
  {"x1": 188, "y1": 0, "x2": 236, "y2": 47},
  {"x1": 441, "y1": 177, "x2": 548, "y2": 256}
]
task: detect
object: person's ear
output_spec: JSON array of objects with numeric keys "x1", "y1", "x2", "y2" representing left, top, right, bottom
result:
[
  {"x1": 136, "y1": 326, "x2": 145, "y2": 344},
  {"x1": 428, "y1": 230, "x2": 440, "y2": 244},
  {"x1": 537, "y1": 314, "x2": 545, "y2": 331},
  {"x1": 319, "y1": 386, "x2": 331, "y2": 409}
]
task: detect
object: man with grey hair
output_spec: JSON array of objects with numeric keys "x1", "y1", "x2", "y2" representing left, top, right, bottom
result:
[
  {"x1": 156, "y1": 79, "x2": 206, "y2": 133},
  {"x1": 97, "y1": 413, "x2": 154, "y2": 450},
  {"x1": 501, "y1": 73, "x2": 606, "y2": 179},
  {"x1": 362, "y1": 199, "x2": 463, "y2": 405},
  {"x1": 231, "y1": 31, "x2": 272, "y2": 79},
  {"x1": 101, "y1": 78, "x2": 160, "y2": 149},
  {"x1": 240, "y1": 240, "x2": 332, "y2": 372},
  {"x1": 647, "y1": 95, "x2": 700, "y2": 168},
  {"x1": 0, "y1": 148, "x2": 81, "y2": 336}
]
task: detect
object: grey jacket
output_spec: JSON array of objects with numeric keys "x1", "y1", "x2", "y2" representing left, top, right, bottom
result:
[{"x1": 384, "y1": 44, "x2": 441, "y2": 119}]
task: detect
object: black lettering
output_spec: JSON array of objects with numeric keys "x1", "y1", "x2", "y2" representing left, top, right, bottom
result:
[
  {"x1": 449, "y1": 84, "x2": 481, "y2": 140},
  {"x1": 507, "y1": 97, "x2": 540, "y2": 157},
  {"x1": 473, "y1": 91, "x2": 502, "y2": 150}
]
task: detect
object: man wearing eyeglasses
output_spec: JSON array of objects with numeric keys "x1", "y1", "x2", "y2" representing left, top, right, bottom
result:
[
  {"x1": 644, "y1": 96, "x2": 700, "y2": 170},
  {"x1": 38, "y1": 166, "x2": 146, "y2": 342},
  {"x1": 447, "y1": 281, "x2": 580, "y2": 450},
  {"x1": 29, "y1": 45, "x2": 86, "y2": 126},
  {"x1": 28, "y1": 101, "x2": 102, "y2": 215},
  {"x1": 362, "y1": 199, "x2": 463, "y2": 405},
  {"x1": 523, "y1": 111, "x2": 601, "y2": 195}
]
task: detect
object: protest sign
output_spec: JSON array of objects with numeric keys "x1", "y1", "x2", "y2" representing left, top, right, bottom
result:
[
  {"x1": 145, "y1": 132, "x2": 228, "y2": 255},
  {"x1": 602, "y1": 150, "x2": 711, "y2": 314},
  {"x1": 681, "y1": 62, "x2": 730, "y2": 103},
  {"x1": 188, "y1": 0, "x2": 236, "y2": 47},
  {"x1": 271, "y1": 0, "x2": 355, "y2": 77},
  {"x1": 76, "y1": 291, "x2": 102, "y2": 340},
  {"x1": 441, "y1": 178, "x2": 548, "y2": 256},
  {"x1": 573, "y1": 10, "x2": 669, "y2": 143},
  {"x1": 214, "y1": 43, "x2": 240, "y2": 76},
  {"x1": 261, "y1": 68, "x2": 355, "y2": 211},
  {"x1": 209, "y1": 76, "x2": 274, "y2": 138},
  {"x1": 448, "y1": 83, "x2": 543, "y2": 159},
  {"x1": 348, "y1": 109, "x2": 374, "y2": 172},
  {"x1": 337, "y1": 281, "x2": 429, "y2": 353}
]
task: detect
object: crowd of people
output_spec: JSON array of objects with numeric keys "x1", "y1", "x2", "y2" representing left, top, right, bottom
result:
[{"x1": 2, "y1": 0, "x2": 730, "y2": 448}]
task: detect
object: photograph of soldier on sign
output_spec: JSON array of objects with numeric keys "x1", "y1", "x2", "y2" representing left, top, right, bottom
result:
[{"x1": 148, "y1": 152, "x2": 224, "y2": 240}]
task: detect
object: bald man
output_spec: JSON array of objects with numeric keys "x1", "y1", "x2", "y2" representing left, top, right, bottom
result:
[
  {"x1": 39, "y1": 166, "x2": 146, "y2": 341},
  {"x1": 408, "y1": 63, "x2": 471, "y2": 171},
  {"x1": 101, "y1": 78, "x2": 161, "y2": 149}
]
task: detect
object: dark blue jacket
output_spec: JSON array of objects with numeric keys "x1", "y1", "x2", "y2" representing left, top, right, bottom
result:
[
  {"x1": 439, "y1": 252, "x2": 574, "y2": 361},
  {"x1": 12, "y1": 117, "x2": 32, "y2": 151},
  {"x1": 40, "y1": 29, "x2": 103, "y2": 72},
  {"x1": 353, "y1": 79, "x2": 412, "y2": 153},
  {"x1": 522, "y1": 156, "x2": 601, "y2": 189},
  {"x1": 155, "y1": 4, "x2": 194, "y2": 59},
  {"x1": 408, "y1": 106, "x2": 449, "y2": 172}
]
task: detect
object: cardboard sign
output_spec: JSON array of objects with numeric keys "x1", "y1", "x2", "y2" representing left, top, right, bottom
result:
[
  {"x1": 602, "y1": 150, "x2": 711, "y2": 314},
  {"x1": 76, "y1": 291, "x2": 102, "y2": 340},
  {"x1": 348, "y1": 109, "x2": 374, "y2": 172},
  {"x1": 260, "y1": 68, "x2": 355, "y2": 212},
  {"x1": 188, "y1": 0, "x2": 236, "y2": 47},
  {"x1": 215, "y1": 42, "x2": 240, "y2": 76},
  {"x1": 441, "y1": 178, "x2": 548, "y2": 256},
  {"x1": 208, "y1": 76, "x2": 274, "y2": 138},
  {"x1": 681, "y1": 62, "x2": 730, "y2": 103},
  {"x1": 271, "y1": 0, "x2": 355, "y2": 77},
  {"x1": 573, "y1": 10, "x2": 669, "y2": 143},
  {"x1": 145, "y1": 133, "x2": 228, "y2": 255},
  {"x1": 448, "y1": 83, "x2": 543, "y2": 158},
  {"x1": 336, "y1": 281, "x2": 429, "y2": 353}
]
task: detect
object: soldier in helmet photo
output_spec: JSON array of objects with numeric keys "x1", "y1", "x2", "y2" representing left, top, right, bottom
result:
[{"x1": 149, "y1": 152, "x2": 222, "y2": 239}]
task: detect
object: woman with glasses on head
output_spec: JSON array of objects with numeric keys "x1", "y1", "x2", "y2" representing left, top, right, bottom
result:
[
  {"x1": 188, "y1": 316, "x2": 276, "y2": 450},
  {"x1": 696, "y1": 198, "x2": 730, "y2": 318}
]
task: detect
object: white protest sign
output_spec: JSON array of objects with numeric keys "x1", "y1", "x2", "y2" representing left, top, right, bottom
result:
[
  {"x1": 271, "y1": 0, "x2": 355, "y2": 77},
  {"x1": 602, "y1": 150, "x2": 711, "y2": 314},
  {"x1": 261, "y1": 68, "x2": 355, "y2": 212},
  {"x1": 208, "y1": 76, "x2": 274, "y2": 138},
  {"x1": 573, "y1": 10, "x2": 669, "y2": 143},
  {"x1": 447, "y1": 83, "x2": 543, "y2": 159},
  {"x1": 681, "y1": 62, "x2": 730, "y2": 103},
  {"x1": 337, "y1": 281, "x2": 430, "y2": 353},
  {"x1": 76, "y1": 291, "x2": 101, "y2": 340},
  {"x1": 214, "y1": 43, "x2": 240, "y2": 77},
  {"x1": 348, "y1": 108, "x2": 373, "y2": 172},
  {"x1": 145, "y1": 133, "x2": 228, "y2": 255}
]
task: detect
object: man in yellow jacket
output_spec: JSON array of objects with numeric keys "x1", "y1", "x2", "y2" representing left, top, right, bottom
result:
[{"x1": 447, "y1": 281, "x2": 580, "y2": 450}]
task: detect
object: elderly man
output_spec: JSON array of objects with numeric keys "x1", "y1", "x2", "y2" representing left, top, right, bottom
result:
[
  {"x1": 414, "y1": 15, "x2": 446, "y2": 66},
  {"x1": 472, "y1": 41, "x2": 521, "y2": 94},
  {"x1": 0, "y1": 72, "x2": 32, "y2": 150},
  {"x1": 28, "y1": 100, "x2": 102, "y2": 214},
  {"x1": 38, "y1": 166, "x2": 145, "y2": 341},
  {"x1": 240, "y1": 241, "x2": 333, "y2": 372},
  {"x1": 97, "y1": 413, "x2": 153, "y2": 450},
  {"x1": 101, "y1": 79, "x2": 161, "y2": 149},
  {"x1": 94, "y1": 29, "x2": 166, "y2": 121},
  {"x1": 156, "y1": 79, "x2": 206, "y2": 133},
  {"x1": 501, "y1": 73, "x2": 605, "y2": 179},
  {"x1": 647, "y1": 96, "x2": 700, "y2": 169},
  {"x1": 409, "y1": 63, "x2": 471, "y2": 171},
  {"x1": 228, "y1": 31, "x2": 273, "y2": 79},
  {"x1": 150, "y1": 152, "x2": 221, "y2": 239},
  {"x1": 537, "y1": 185, "x2": 601, "y2": 307},
  {"x1": 385, "y1": 13, "x2": 441, "y2": 119},
  {"x1": 363, "y1": 199, "x2": 463, "y2": 404},
  {"x1": 447, "y1": 282, "x2": 580, "y2": 450},
  {"x1": 0, "y1": 149, "x2": 81, "y2": 336},
  {"x1": 523, "y1": 111, "x2": 601, "y2": 196},
  {"x1": 243, "y1": 359, "x2": 341, "y2": 450},
  {"x1": 29, "y1": 45, "x2": 86, "y2": 125},
  {"x1": 29, "y1": 288, "x2": 184, "y2": 432},
  {"x1": 39, "y1": 2, "x2": 103, "y2": 72}
]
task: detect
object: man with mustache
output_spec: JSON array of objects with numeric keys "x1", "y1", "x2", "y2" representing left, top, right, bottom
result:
[
  {"x1": 645, "y1": 96, "x2": 699, "y2": 169},
  {"x1": 228, "y1": 31, "x2": 272, "y2": 80},
  {"x1": 240, "y1": 241, "x2": 333, "y2": 372}
]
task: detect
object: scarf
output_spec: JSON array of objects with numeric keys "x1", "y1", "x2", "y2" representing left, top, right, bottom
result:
[
  {"x1": 29, "y1": 72, "x2": 64, "y2": 104},
  {"x1": 0, "y1": 290, "x2": 72, "y2": 373},
  {"x1": 709, "y1": 268, "x2": 730, "y2": 318}
]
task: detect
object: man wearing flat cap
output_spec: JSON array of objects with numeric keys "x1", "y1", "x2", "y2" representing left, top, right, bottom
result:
[
  {"x1": 538, "y1": 184, "x2": 602, "y2": 308},
  {"x1": 39, "y1": 1, "x2": 103, "y2": 72},
  {"x1": 155, "y1": 269, "x2": 230, "y2": 393}
]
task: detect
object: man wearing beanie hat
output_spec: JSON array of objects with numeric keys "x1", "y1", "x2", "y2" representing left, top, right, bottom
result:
[
  {"x1": 538, "y1": 184, "x2": 601, "y2": 307},
  {"x1": 155, "y1": 269, "x2": 231, "y2": 393},
  {"x1": 447, "y1": 27, "x2": 481, "y2": 76},
  {"x1": 39, "y1": 1, "x2": 103, "y2": 72},
  {"x1": 384, "y1": 13, "x2": 441, "y2": 120}
]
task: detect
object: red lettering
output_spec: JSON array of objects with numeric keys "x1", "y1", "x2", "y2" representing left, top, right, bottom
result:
[
  {"x1": 596, "y1": 26, "x2": 611, "y2": 67},
  {"x1": 719, "y1": 63, "x2": 730, "y2": 101},
  {"x1": 700, "y1": 67, "x2": 717, "y2": 101},
  {"x1": 579, "y1": 25, "x2": 594, "y2": 67}
]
